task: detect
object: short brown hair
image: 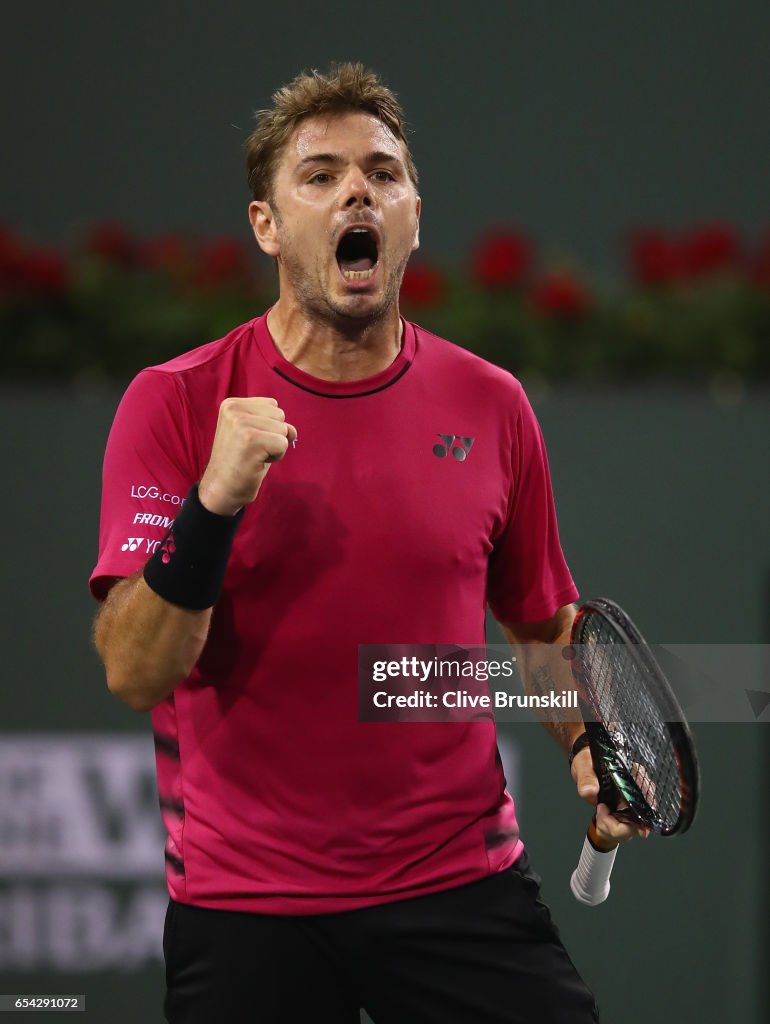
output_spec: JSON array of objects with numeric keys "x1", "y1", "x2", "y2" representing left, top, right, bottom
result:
[{"x1": 245, "y1": 62, "x2": 418, "y2": 203}]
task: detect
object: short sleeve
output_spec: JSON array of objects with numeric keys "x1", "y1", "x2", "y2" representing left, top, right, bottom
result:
[
  {"x1": 486, "y1": 385, "x2": 578, "y2": 623},
  {"x1": 89, "y1": 369, "x2": 196, "y2": 600}
]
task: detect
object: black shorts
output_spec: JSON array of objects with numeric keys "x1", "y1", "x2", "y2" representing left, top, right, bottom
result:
[{"x1": 163, "y1": 852, "x2": 600, "y2": 1024}]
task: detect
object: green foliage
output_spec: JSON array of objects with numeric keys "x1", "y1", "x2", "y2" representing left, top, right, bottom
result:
[
  {"x1": 406, "y1": 274, "x2": 770, "y2": 382},
  {"x1": 2, "y1": 255, "x2": 769, "y2": 384}
]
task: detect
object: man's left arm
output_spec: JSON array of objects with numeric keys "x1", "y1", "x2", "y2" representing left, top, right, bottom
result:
[{"x1": 500, "y1": 604, "x2": 649, "y2": 846}]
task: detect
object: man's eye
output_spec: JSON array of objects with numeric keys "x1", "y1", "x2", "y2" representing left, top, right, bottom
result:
[
  {"x1": 372, "y1": 170, "x2": 395, "y2": 182},
  {"x1": 309, "y1": 172, "x2": 332, "y2": 185}
]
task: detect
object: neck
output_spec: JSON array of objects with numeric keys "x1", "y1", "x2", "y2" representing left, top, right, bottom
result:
[{"x1": 266, "y1": 297, "x2": 403, "y2": 382}]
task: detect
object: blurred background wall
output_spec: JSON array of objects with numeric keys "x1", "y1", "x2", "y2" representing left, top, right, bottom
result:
[
  {"x1": 1, "y1": 3, "x2": 769, "y2": 1022},
  {"x1": 3, "y1": 2, "x2": 770, "y2": 274}
]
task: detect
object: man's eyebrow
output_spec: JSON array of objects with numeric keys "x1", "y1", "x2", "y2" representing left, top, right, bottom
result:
[
  {"x1": 297, "y1": 152, "x2": 343, "y2": 168},
  {"x1": 364, "y1": 151, "x2": 402, "y2": 165},
  {"x1": 296, "y1": 150, "x2": 403, "y2": 169}
]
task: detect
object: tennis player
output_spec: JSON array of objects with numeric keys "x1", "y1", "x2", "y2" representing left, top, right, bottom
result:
[{"x1": 91, "y1": 63, "x2": 645, "y2": 1024}]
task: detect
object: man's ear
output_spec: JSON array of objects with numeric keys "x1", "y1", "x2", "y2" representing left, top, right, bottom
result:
[
  {"x1": 249, "y1": 201, "x2": 280, "y2": 257},
  {"x1": 411, "y1": 194, "x2": 421, "y2": 253}
]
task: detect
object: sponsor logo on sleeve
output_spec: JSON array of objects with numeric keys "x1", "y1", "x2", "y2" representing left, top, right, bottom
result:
[
  {"x1": 130, "y1": 484, "x2": 184, "y2": 506},
  {"x1": 121, "y1": 538, "x2": 144, "y2": 552},
  {"x1": 132, "y1": 512, "x2": 174, "y2": 529}
]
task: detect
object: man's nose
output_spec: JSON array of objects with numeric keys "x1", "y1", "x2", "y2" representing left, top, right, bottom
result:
[{"x1": 342, "y1": 171, "x2": 372, "y2": 208}]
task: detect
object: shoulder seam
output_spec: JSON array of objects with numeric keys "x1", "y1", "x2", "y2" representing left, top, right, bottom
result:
[
  {"x1": 136, "y1": 367, "x2": 199, "y2": 481},
  {"x1": 146, "y1": 319, "x2": 258, "y2": 377},
  {"x1": 411, "y1": 322, "x2": 520, "y2": 383},
  {"x1": 169, "y1": 372, "x2": 199, "y2": 478}
]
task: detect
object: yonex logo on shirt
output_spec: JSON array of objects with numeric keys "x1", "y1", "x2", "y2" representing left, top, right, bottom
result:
[
  {"x1": 121, "y1": 537, "x2": 143, "y2": 552},
  {"x1": 432, "y1": 434, "x2": 475, "y2": 462}
]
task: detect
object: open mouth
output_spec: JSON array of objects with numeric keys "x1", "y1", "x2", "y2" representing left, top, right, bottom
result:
[{"x1": 335, "y1": 227, "x2": 379, "y2": 281}]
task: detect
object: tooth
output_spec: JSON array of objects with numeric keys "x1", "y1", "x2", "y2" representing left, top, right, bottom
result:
[{"x1": 342, "y1": 268, "x2": 375, "y2": 280}]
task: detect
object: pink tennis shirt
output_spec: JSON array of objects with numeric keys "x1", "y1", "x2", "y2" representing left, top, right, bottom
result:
[{"x1": 90, "y1": 313, "x2": 578, "y2": 913}]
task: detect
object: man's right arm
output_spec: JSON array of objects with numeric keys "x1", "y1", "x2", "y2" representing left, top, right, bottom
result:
[
  {"x1": 93, "y1": 574, "x2": 213, "y2": 712},
  {"x1": 92, "y1": 395, "x2": 297, "y2": 713}
]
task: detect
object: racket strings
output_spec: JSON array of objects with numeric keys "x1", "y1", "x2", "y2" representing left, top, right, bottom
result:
[{"x1": 578, "y1": 618, "x2": 681, "y2": 831}]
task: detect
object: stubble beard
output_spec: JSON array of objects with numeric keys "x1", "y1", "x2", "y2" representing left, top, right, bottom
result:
[{"x1": 278, "y1": 231, "x2": 411, "y2": 336}]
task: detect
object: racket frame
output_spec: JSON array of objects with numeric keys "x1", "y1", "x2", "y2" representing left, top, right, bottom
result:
[{"x1": 570, "y1": 598, "x2": 700, "y2": 837}]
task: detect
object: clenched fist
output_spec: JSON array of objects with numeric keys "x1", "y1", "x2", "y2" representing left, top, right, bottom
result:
[{"x1": 198, "y1": 398, "x2": 297, "y2": 516}]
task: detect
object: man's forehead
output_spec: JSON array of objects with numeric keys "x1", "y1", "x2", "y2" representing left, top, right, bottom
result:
[{"x1": 285, "y1": 112, "x2": 404, "y2": 165}]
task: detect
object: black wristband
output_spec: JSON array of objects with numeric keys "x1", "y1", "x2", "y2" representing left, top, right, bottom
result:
[
  {"x1": 568, "y1": 731, "x2": 591, "y2": 768},
  {"x1": 143, "y1": 485, "x2": 244, "y2": 610}
]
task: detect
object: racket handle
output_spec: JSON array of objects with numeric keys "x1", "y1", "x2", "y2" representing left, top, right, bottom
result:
[{"x1": 570, "y1": 831, "x2": 619, "y2": 906}]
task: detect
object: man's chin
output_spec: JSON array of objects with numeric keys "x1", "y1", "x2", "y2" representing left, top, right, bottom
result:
[{"x1": 326, "y1": 290, "x2": 390, "y2": 323}]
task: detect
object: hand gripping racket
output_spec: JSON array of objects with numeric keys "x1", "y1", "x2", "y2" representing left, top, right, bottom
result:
[{"x1": 567, "y1": 598, "x2": 700, "y2": 906}]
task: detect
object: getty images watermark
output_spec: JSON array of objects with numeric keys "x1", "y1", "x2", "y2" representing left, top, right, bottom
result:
[
  {"x1": 357, "y1": 644, "x2": 770, "y2": 723},
  {"x1": 358, "y1": 645, "x2": 580, "y2": 724},
  {"x1": 369, "y1": 654, "x2": 577, "y2": 712}
]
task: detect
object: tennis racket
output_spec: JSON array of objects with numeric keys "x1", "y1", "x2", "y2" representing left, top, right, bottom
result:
[{"x1": 567, "y1": 598, "x2": 700, "y2": 906}]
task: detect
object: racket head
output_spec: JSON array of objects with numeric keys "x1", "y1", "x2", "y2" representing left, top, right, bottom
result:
[{"x1": 570, "y1": 598, "x2": 700, "y2": 837}]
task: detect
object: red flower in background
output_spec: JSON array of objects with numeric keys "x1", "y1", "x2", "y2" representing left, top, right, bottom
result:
[
  {"x1": 400, "y1": 263, "x2": 444, "y2": 306},
  {"x1": 472, "y1": 230, "x2": 532, "y2": 289},
  {"x1": 630, "y1": 224, "x2": 743, "y2": 285},
  {"x1": 18, "y1": 247, "x2": 70, "y2": 295},
  {"x1": 142, "y1": 233, "x2": 191, "y2": 273},
  {"x1": 193, "y1": 237, "x2": 251, "y2": 289},
  {"x1": 628, "y1": 230, "x2": 684, "y2": 286},
  {"x1": 0, "y1": 228, "x2": 69, "y2": 296},
  {"x1": 86, "y1": 222, "x2": 138, "y2": 267},
  {"x1": 531, "y1": 272, "x2": 590, "y2": 319},
  {"x1": 682, "y1": 223, "x2": 740, "y2": 275}
]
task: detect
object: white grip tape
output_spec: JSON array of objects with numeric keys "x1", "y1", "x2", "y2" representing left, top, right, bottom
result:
[{"x1": 570, "y1": 834, "x2": 618, "y2": 906}]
